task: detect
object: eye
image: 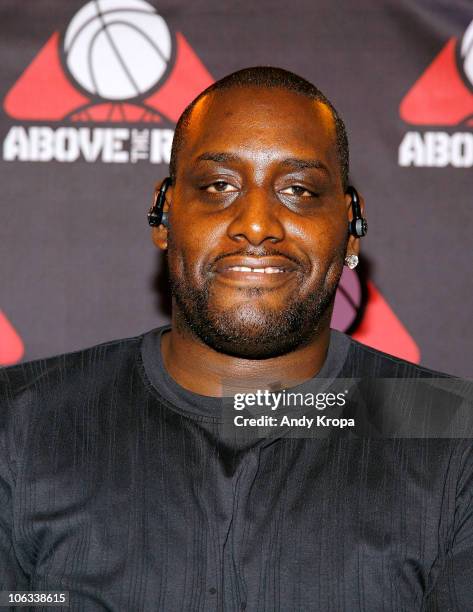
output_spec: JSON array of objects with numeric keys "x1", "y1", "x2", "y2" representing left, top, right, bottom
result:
[
  {"x1": 205, "y1": 181, "x2": 239, "y2": 193},
  {"x1": 279, "y1": 185, "x2": 316, "y2": 197}
]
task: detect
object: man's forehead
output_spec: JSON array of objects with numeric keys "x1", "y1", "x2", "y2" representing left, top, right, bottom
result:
[
  {"x1": 190, "y1": 86, "x2": 333, "y2": 127},
  {"x1": 183, "y1": 87, "x2": 337, "y2": 158}
]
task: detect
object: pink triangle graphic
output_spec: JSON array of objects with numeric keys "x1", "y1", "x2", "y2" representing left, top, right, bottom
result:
[{"x1": 0, "y1": 310, "x2": 24, "y2": 366}]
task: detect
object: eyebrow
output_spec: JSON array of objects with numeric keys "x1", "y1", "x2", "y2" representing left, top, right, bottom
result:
[
  {"x1": 194, "y1": 152, "x2": 330, "y2": 176},
  {"x1": 195, "y1": 152, "x2": 240, "y2": 164},
  {"x1": 280, "y1": 157, "x2": 330, "y2": 176}
]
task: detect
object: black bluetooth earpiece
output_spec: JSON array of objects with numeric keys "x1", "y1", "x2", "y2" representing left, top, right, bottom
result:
[
  {"x1": 147, "y1": 177, "x2": 172, "y2": 228},
  {"x1": 347, "y1": 186, "x2": 368, "y2": 238}
]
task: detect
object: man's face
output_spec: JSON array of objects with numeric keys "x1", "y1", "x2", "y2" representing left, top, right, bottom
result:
[{"x1": 160, "y1": 87, "x2": 353, "y2": 358}]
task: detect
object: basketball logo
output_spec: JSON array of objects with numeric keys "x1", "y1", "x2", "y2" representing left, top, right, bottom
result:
[
  {"x1": 460, "y1": 19, "x2": 473, "y2": 88},
  {"x1": 63, "y1": 0, "x2": 172, "y2": 100}
]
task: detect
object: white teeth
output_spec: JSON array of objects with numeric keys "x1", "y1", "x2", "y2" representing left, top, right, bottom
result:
[{"x1": 228, "y1": 266, "x2": 284, "y2": 274}]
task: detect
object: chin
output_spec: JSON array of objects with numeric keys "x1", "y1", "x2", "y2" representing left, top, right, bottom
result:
[
  {"x1": 185, "y1": 302, "x2": 323, "y2": 359},
  {"x1": 170, "y1": 265, "x2": 341, "y2": 359},
  {"x1": 203, "y1": 336, "x2": 304, "y2": 360}
]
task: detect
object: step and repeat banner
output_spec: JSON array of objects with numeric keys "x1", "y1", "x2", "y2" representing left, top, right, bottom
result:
[{"x1": 1, "y1": 0, "x2": 472, "y2": 376}]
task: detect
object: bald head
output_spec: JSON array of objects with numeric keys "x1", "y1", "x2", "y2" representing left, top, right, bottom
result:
[{"x1": 169, "y1": 66, "x2": 349, "y2": 189}]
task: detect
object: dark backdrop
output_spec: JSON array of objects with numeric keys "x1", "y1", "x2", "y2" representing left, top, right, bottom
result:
[{"x1": 1, "y1": 0, "x2": 472, "y2": 377}]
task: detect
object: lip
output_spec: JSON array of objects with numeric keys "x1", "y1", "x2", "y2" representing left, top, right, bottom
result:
[
  {"x1": 214, "y1": 256, "x2": 298, "y2": 274},
  {"x1": 212, "y1": 255, "x2": 299, "y2": 287}
]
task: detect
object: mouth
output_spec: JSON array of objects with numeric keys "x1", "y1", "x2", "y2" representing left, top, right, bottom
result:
[
  {"x1": 213, "y1": 256, "x2": 299, "y2": 287},
  {"x1": 226, "y1": 265, "x2": 286, "y2": 274}
]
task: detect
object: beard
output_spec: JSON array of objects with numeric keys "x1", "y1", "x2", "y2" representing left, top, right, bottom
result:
[{"x1": 167, "y1": 238, "x2": 347, "y2": 360}]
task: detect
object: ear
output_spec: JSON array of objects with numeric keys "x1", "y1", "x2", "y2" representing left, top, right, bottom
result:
[
  {"x1": 344, "y1": 189, "x2": 366, "y2": 256},
  {"x1": 151, "y1": 179, "x2": 173, "y2": 251}
]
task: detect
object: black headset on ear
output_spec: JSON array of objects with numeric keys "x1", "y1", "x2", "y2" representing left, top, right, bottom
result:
[
  {"x1": 148, "y1": 177, "x2": 172, "y2": 227},
  {"x1": 346, "y1": 186, "x2": 368, "y2": 238},
  {"x1": 147, "y1": 178, "x2": 368, "y2": 238}
]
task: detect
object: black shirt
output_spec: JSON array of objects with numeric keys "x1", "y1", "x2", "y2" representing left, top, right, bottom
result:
[{"x1": 0, "y1": 327, "x2": 472, "y2": 611}]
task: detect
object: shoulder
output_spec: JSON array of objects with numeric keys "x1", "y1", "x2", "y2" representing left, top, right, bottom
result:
[
  {"x1": 0, "y1": 333, "x2": 145, "y2": 400},
  {"x1": 337, "y1": 331, "x2": 454, "y2": 379},
  {"x1": 0, "y1": 332, "x2": 154, "y2": 472},
  {"x1": 0, "y1": 329, "x2": 171, "y2": 484},
  {"x1": 337, "y1": 332, "x2": 473, "y2": 438}
]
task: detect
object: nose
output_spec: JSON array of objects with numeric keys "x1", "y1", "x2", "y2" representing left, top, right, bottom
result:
[{"x1": 226, "y1": 187, "x2": 285, "y2": 246}]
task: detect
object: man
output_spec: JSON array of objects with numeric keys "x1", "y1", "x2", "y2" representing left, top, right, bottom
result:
[{"x1": 1, "y1": 67, "x2": 472, "y2": 611}]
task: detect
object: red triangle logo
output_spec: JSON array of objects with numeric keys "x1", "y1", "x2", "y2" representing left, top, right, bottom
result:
[
  {"x1": 4, "y1": 32, "x2": 89, "y2": 120},
  {"x1": 400, "y1": 37, "x2": 473, "y2": 126},
  {"x1": 333, "y1": 270, "x2": 420, "y2": 363},
  {"x1": 0, "y1": 311, "x2": 24, "y2": 366},
  {"x1": 351, "y1": 282, "x2": 420, "y2": 363},
  {"x1": 4, "y1": 31, "x2": 213, "y2": 123}
]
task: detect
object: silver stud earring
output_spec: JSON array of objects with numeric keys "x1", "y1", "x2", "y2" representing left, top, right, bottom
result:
[{"x1": 344, "y1": 254, "x2": 359, "y2": 269}]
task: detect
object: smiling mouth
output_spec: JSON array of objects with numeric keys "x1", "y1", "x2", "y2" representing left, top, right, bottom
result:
[
  {"x1": 212, "y1": 256, "x2": 299, "y2": 287},
  {"x1": 227, "y1": 266, "x2": 286, "y2": 274}
]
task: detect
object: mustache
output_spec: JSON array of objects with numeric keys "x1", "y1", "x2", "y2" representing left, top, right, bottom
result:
[{"x1": 210, "y1": 247, "x2": 303, "y2": 269}]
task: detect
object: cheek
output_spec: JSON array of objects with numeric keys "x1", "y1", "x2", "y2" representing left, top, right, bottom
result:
[
  {"x1": 291, "y1": 215, "x2": 347, "y2": 271},
  {"x1": 168, "y1": 216, "x2": 223, "y2": 278}
]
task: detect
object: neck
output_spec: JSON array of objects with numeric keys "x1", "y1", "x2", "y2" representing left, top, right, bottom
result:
[{"x1": 161, "y1": 310, "x2": 333, "y2": 397}]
